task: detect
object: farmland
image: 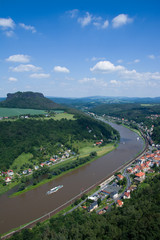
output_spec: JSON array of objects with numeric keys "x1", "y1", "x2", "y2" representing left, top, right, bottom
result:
[{"x1": 0, "y1": 108, "x2": 46, "y2": 117}]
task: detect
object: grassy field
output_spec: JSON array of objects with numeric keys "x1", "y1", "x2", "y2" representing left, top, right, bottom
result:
[
  {"x1": 10, "y1": 153, "x2": 35, "y2": 172},
  {"x1": 0, "y1": 108, "x2": 75, "y2": 121},
  {"x1": 73, "y1": 141, "x2": 115, "y2": 157},
  {"x1": 0, "y1": 107, "x2": 46, "y2": 117},
  {"x1": 53, "y1": 113, "x2": 75, "y2": 120}
]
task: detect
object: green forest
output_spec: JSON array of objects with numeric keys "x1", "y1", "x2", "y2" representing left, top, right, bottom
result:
[
  {"x1": 152, "y1": 118, "x2": 160, "y2": 143},
  {"x1": 0, "y1": 115, "x2": 118, "y2": 170},
  {"x1": 8, "y1": 174, "x2": 160, "y2": 240},
  {"x1": 91, "y1": 103, "x2": 160, "y2": 123}
]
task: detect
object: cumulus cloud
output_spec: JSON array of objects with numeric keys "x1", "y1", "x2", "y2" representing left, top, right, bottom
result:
[
  {"x1": 54, "y1": 66, "x2": 70, "y2": 73},
  {"x1": 19, "y1": 23, "x2": 36, "y2": 33},
  {"x1": 90, "y1": 61, "x2": 125, "y2": 72},
  {"x1": 30, "y1": 73, "x2": 50, "y2": 79},
  {"x1": 78, "y1": 12, "x2": 92, "y2": 27},
  {"x1": 0, "y1": 17, "x2": 15, "y2": 29},
  {"x1": 91, "y1": 60, "x2": 160, "y2": 83},
  {"x1": 6, "y1": 54, "x2": 30, "y2": 63},
  {"x1": 112, "y1": 14, "x2": 133, "y2": 28},
  {"x1": 8, "y1": 77, "x2": 18, "y2": 82},
  {"x1": 11, "y1": 64, "x2": 41, "y2": 72},
  {"x1": 102, "y1": 20, "x2": 109, "y2": 29},
  {"x1": 120, "y1": 69, "x2": 160, "y2": 82}
]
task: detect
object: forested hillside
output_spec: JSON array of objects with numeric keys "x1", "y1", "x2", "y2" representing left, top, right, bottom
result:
[
  {"x1": 9, "y1": 174, "x2": 160, "y2": 240},
  {"x1": 152, "y1": 118, "x2": 160, "y2": 144},
  {"x1": 91, "y1": 103, "x2": 160, "y2": 122},
  {"x1": 0, "y1": 92, "x2": 62, "y2": 110},
  {"x1": 0, "y1": 116, "x2": 118, "y2": 170}
]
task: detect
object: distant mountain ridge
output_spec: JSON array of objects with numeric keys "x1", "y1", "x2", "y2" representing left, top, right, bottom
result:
[
  {"x1": 49, "y1": 96, "x2": 160, "y2": 105},
  {"x1": 0, "y1": 91, "x2": 62, "y2": 110}
]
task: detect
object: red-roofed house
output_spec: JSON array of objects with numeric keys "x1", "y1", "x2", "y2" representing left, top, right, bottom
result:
[
  {"x1": 133, "y1": 165, "x2": 141, "y2": 173},
  {"x1": 135, "y1": 172, "x2": 145, "y2": 178},
  {"x1": 50, "y1": 158, "x2": 56, "y2": 162},
  {"x1": 117, "y1": 200, "x2": 124, "y2": 207},
  {"x1": 98, "y1": 210, "x2": 105, "y2": 215},
  {"x1": 134, "y1": 171, "x2": 145, "y2": 182},
  {"x1": 146, "y1": 161, "x2": 151, "y2": 166},
  {"x1": 7, "y1": 170, "x2": 14, "y2": 176},
  {"x1": 117, "y1": 174, "x2": 124, "y2": 181},
  {"x1": 127, "y1": 167, "x2": 133, "y2": 173},
  {"x1": 5, "y1": 176, "x2": 12, "y2": 183},
  {"x1": 104, "y1": 206, "x2": 109, "y2": 211},
  {"x1": 123, "y1": 192, "x2": 131, "y2": 199},
  {"x1": 28, "y1": 168, "x2": 32, "y2": 173}
]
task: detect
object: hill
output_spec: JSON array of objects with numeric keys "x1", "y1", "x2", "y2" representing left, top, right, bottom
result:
[
  {"x1": 91, "y1": 103, "x2": 160, "y2": 123},
  {"x1": 0, "y1": 92, "x2": 62, "y2": 110},
  {"x1": 0, "y1": 115, "x2": 119, "y2": 170},
  {"x1": 49, "y1": 96, "x2": 160, "y2": 111}
]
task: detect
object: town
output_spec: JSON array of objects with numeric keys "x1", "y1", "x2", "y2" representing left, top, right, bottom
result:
[{"x1": 76, "y1": 148, "x2": 160, "y2": 214}]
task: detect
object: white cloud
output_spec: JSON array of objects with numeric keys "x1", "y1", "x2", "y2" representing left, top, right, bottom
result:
[
  {"x1": 19, "y1": 23, "x2": 36, "y2": 33},
  {"x1": 112, "y1": 14, "x2": 133, "y2": 28},
  {"x1": 120, "y1": 69, "x2": 160, "y2": 82},
  {"x1": 148, "y1": 54, "x2": 155, "y2": 59},
  {"x1": 30, "y1": 73, "x2": 50, "y2": 79},
  {"x1": 90, "y1": 60, "x2": 125, "y2": 72},
  {"x1": 0, "y1": 17, "x2": 15, "y2": 29},
  {"x1": 11, "y1": 64, "x2": 41, "y2": 72},
  {"x1": 91, "y1": 57, "x2": 106, "y2": 61},
  {"x1": 6, "y1": 54, "x2": 30, "y2": 63},
  {"x1": 102, "y1": 20, "x2": 109, "y2": 29},
  {"x1": 79, "y1": 77, "x2": 97, "y2": 83},
  {"x1": 91, "y1": 59, "x2": 160, "y2": 83},
  {"x1": 67, "y1": 9, "x2": 79, "y2": 18},
  {"x1": 78, "y1": 12, "x2": 92, "y2": 27},
  {"x1": 54, "y1": 66, "x2": 70, "y2": 73},
  {"x1": 110, "y1": 80, "x2": 119, "y2": 85},
  {"x1": 5, "y1": 30, "x2": 14, "y2": 37},
  {"x1": 8, "y1": 77, "x2": 18, "y2": 82}
]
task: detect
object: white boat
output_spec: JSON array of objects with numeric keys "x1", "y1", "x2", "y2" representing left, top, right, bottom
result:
[{"x1": 46, "y1": 185, "x2": 63, "y2": 195}]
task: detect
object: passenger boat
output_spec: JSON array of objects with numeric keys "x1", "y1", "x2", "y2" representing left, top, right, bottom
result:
[{"x1": 46, "y1": 185, "x2": 63, "y2": 195}]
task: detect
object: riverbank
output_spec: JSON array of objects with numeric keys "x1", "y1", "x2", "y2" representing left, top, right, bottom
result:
[{"x1": 10, "y1": 143, "x2": 117, "y2": 198}]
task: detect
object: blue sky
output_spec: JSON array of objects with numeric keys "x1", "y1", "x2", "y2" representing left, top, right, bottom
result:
[{"x1": 0, "y1": 0, "x2": 160, "y2": 97}]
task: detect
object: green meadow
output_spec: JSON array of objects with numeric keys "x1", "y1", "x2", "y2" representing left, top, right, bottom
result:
[{"x1": 0, "y1": 107, "x2": 46, "y2": 117}]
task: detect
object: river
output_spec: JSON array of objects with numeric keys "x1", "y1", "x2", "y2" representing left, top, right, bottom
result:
[{"x1": 0, "y1": 122, "x2": 144, "y2": 235}]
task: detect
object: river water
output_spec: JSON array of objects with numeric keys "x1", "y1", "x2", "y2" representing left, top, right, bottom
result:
[{"x1": 0, "y1": 122, "x2": 144, "y2": 234}]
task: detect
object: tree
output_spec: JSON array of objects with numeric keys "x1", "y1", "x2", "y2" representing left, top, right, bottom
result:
[
  {"x1": 18, "y1": 183, "x2": 25, "y2": 191},
  {"x1": 90, "y1": 151, "x2": 97, "y2": 158},
  {"x1": 97, "y1": 198, "x2": 101, "y2": 206}
]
